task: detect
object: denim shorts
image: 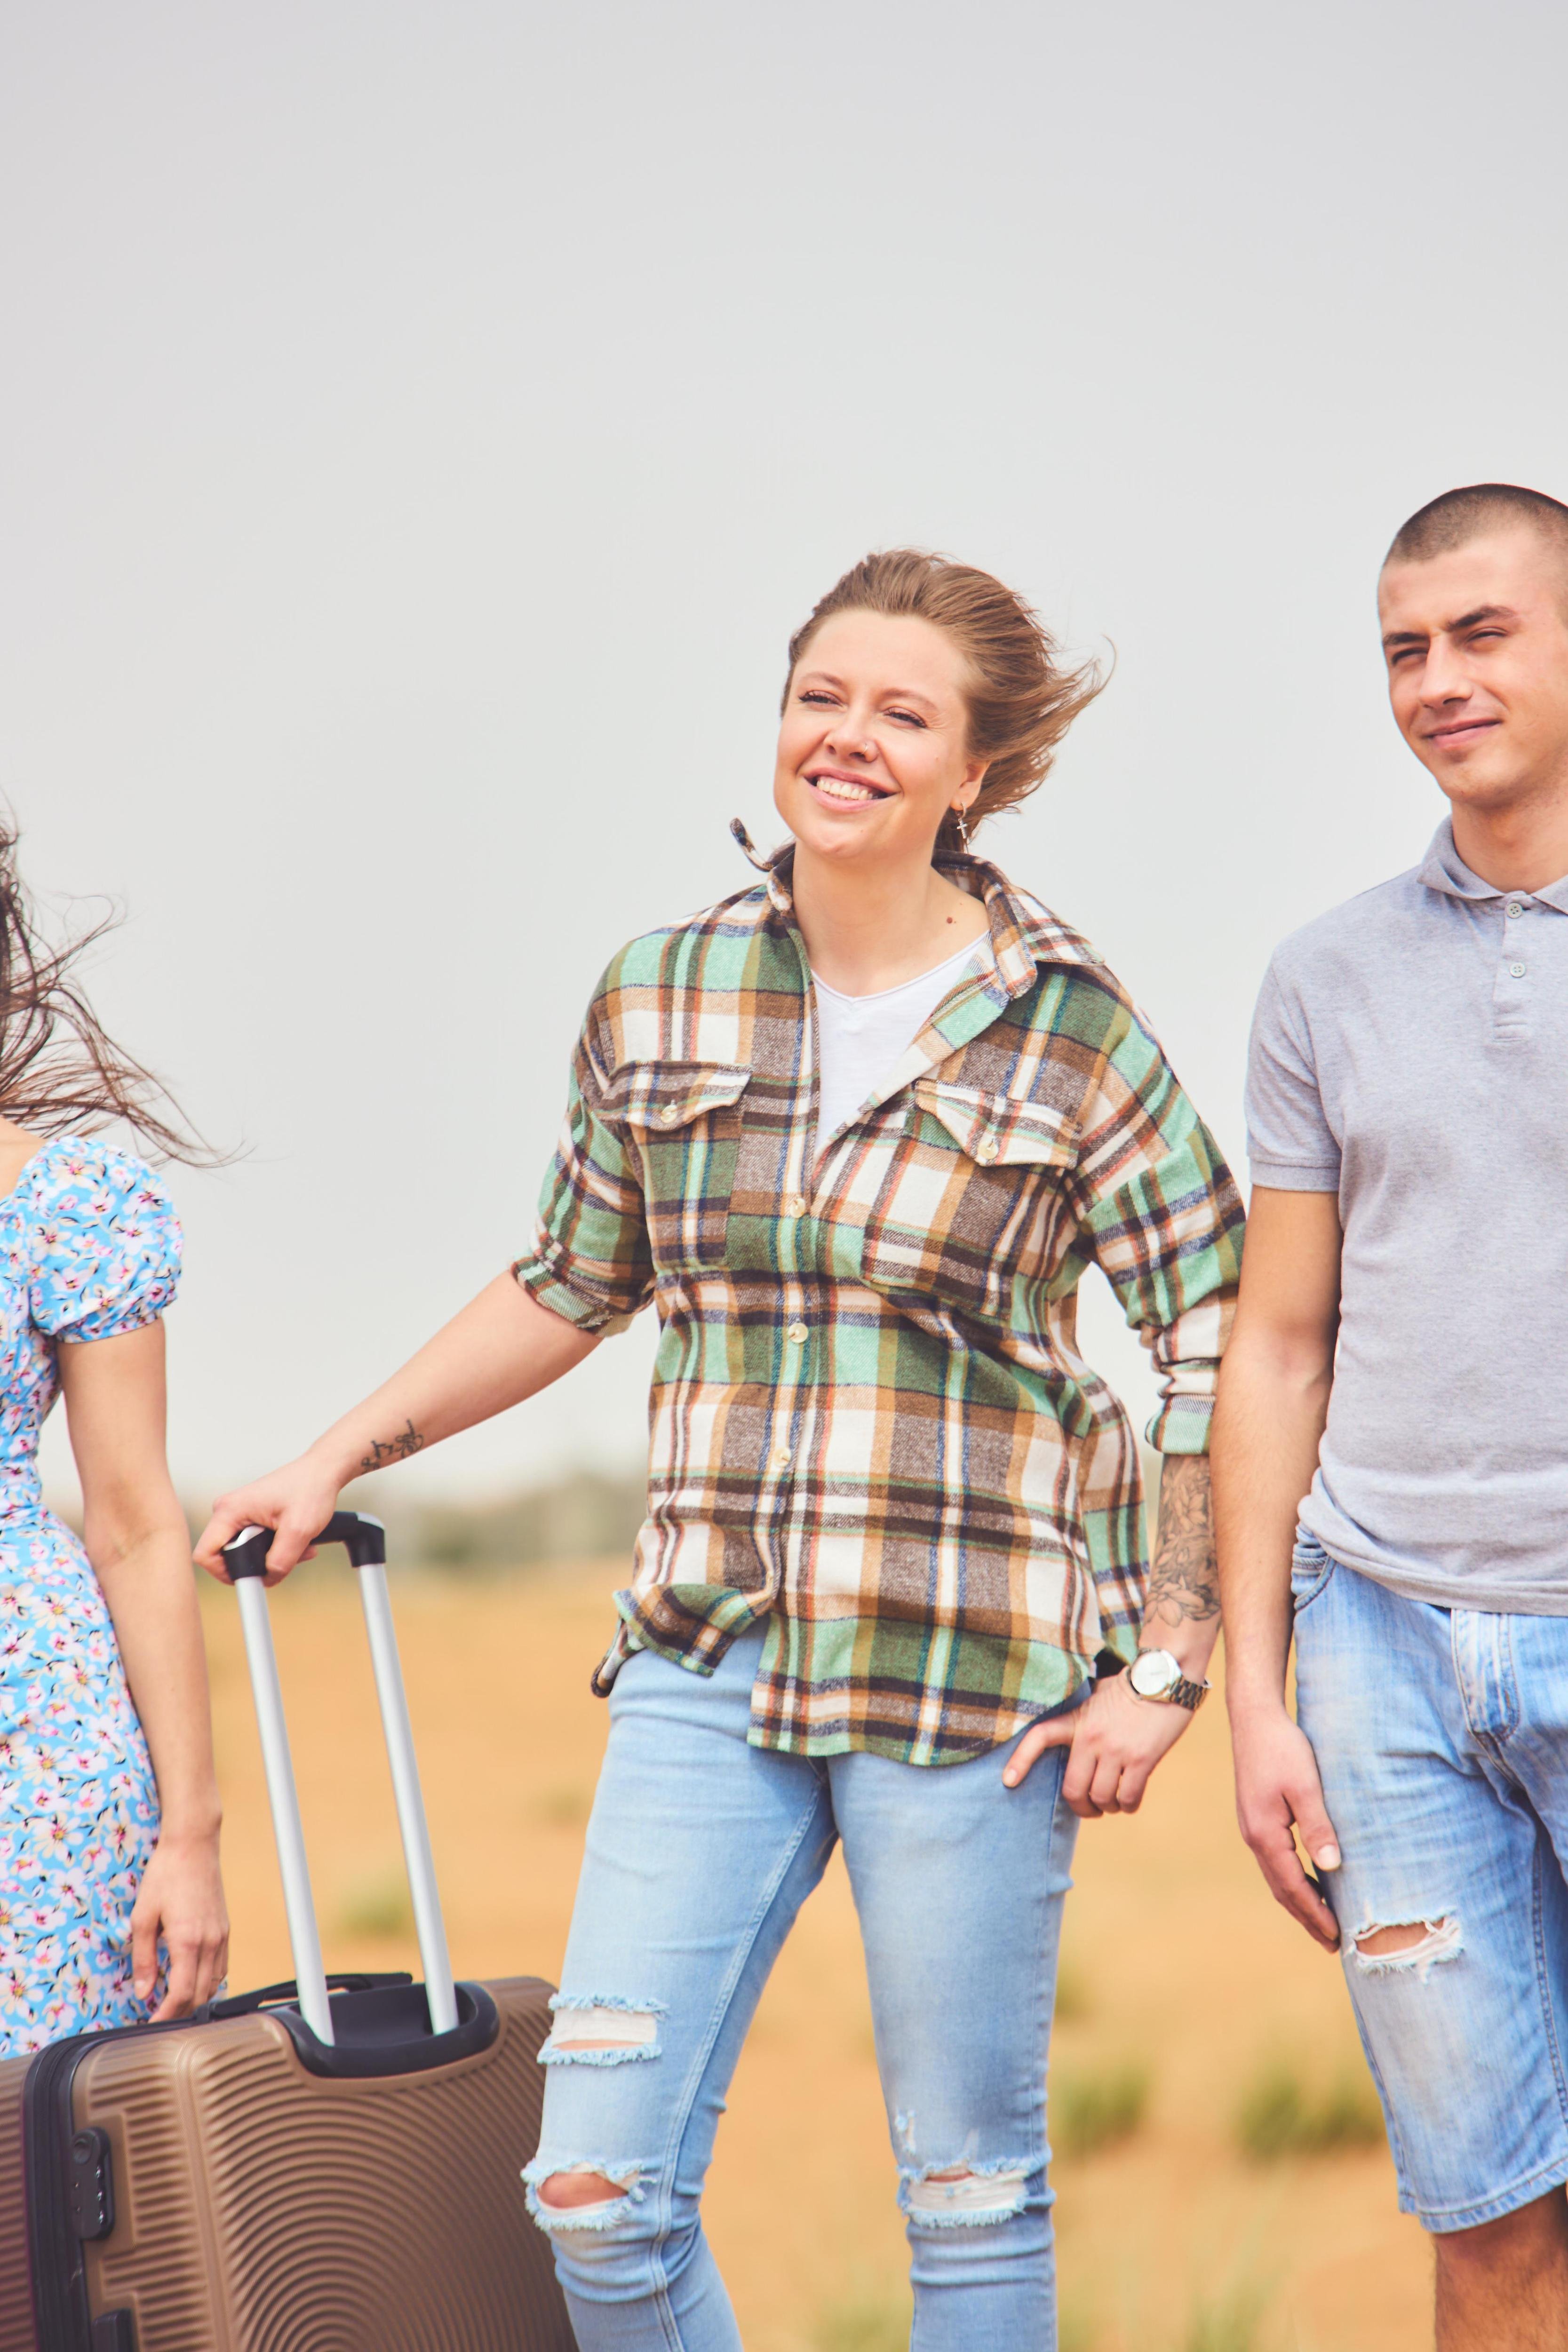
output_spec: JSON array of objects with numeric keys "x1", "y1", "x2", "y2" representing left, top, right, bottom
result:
[{"x1": 1293, "y1": 1535, "x2": 1568, "y2": 2232}]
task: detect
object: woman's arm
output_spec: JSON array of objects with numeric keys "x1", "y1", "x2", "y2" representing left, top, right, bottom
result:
[
  {"x1": 1002, "y1": 1453, "x2": 1219, "y2": 1809},
  {"x1": 60, "y1": 1319, "x2": 230, "y2": 2018},
  {"x1": 193, "y1": 1274, "x2": 600, "y2": 1582}
]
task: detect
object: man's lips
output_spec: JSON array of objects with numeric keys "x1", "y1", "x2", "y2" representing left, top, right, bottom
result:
[
  {"x1": 1424, "y1": 717, "x2": 1501, "y2": 750},
  {"x1": 804, "y1": 768, "x2": 893, "y2": 806}
]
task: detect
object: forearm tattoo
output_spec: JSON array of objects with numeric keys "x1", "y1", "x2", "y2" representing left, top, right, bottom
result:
[
  {"x1": 1143, "y1": 1454, "x2": 1219, "y2": 1629},
  {"x1": 358, "y1": 1418, "x2": 427, "y2": 1472}
]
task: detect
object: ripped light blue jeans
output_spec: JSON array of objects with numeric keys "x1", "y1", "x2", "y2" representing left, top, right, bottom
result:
[{"x1": 525, "y1": 1626, "x2": 1078, "y2": 2351}]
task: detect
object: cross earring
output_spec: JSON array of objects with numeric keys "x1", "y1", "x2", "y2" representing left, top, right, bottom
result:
[{"x1": 954, "y1": 806, "x2": 971, "y2": 853}]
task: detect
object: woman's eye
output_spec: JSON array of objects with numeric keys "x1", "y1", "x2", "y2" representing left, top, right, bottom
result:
[
  {"x1": 888, "y1": 708, "x2": 925, "y2": 727},
  {"x1": 798, "y1": 691, "x2": 836, "y2": 707}
]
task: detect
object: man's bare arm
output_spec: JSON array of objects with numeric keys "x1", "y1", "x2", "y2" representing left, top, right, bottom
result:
[{"x1": 1211, "y1": 1187, "x2": 1343, "y2": 1948}]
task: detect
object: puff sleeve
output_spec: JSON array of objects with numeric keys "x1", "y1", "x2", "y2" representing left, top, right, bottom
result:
[{"x1": 28, "y1": 1140, "x2": 183, "y2": 1343}]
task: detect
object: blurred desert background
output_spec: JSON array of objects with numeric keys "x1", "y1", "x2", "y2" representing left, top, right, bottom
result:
[{"x1": 200, "y1": 1510, "x2": 1433, "y2": 2352}]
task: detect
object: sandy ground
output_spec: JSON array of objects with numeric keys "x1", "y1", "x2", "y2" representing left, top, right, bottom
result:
[{"x1": 201, "y1": 1563, "x2": 1433, "y2": 2352}]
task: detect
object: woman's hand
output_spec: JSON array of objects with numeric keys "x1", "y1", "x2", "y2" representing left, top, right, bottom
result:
[
  {"x1": 1003, "y1": 1671, "x2": 1196, "y2": 1817},
  {"x1": 194, "y1": 1454, "x2": 345, "y2": 1587},
  {"x1": 131, "y1": 1829, "x2": 230, "y2": 2019},
  {"x1": 194, "y1": 1275, "x2": 600, "y2": 1587}
]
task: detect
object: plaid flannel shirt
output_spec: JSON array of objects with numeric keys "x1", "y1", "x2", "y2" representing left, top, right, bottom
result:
[{"x1": 516, "y1": 844, "x2": 1243, "y2": 1766}]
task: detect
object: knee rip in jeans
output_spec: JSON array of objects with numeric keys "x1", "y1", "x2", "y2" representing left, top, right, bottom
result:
[
  {"x1": 900, "y1": 2158, "x2": 1033, "y2": 2228},
  {"x1": 523, "y1": 2155, "x2": 647, "y2": 2231},
  {"x1": 1351, "y1": 1915, "x2": 1462, "y2": 1982},
  {"x1": 539, "y1": 1993, "x2": 665, "y2": 2066}
]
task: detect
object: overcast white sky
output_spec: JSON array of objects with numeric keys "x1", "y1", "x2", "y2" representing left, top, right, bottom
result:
[{"x1": 2, "y1": 0, "x2": 1562, "y2": 1504}]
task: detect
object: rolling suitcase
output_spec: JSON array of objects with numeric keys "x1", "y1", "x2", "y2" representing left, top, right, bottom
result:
[{"x1": 0, "y1": 1510, "x2": 574, "y2": 2351}]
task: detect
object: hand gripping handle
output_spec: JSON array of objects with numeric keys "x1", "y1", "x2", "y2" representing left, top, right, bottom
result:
[{"x1": 221, "y1": 1510, "x2": 457, "y2": 2046}]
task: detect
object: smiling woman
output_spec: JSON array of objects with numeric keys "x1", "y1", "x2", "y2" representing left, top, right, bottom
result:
[{"x1": 198, "y1": 547, "x2": 1244, "y2": 2352}]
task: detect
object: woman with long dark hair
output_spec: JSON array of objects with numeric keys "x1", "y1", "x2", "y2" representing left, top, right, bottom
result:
[
  {"x1": 199, "y1": 551, "x2": 1242, "y2": 2350},
  {"x1": 0, "y1": 827, "x2": 227, "y2": 2052}
]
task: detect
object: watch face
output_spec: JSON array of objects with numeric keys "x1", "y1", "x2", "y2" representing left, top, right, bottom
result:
[{"x1": 1129, "y1": 1648, "x2": 1180, "y2": 1699}]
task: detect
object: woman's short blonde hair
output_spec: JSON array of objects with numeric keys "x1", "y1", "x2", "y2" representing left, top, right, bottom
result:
[{"x1": 784, "y1": 549, "x2": 1103, "y2": 858}]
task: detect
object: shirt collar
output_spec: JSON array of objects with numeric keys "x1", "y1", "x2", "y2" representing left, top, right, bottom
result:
[
  {"x1": 1417, "y1": 817, "x2": 1568, "y2": 914},
  {"x1": 728, "y1": 819, "x2": 1102, "y2": 997}
]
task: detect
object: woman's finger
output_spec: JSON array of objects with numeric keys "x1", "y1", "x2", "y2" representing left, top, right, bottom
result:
[
  {"x1": 150, "y1": 1935, "x2": 200, "y2": 2023},
  {"x1": 1003, "y1": 1719, "x2": 1068, "y2": 1788},
  {"x1": 1087, "y1": 1748, "x2": 1126, "y2": 1814},
  {"x1": 193, "y1": 1933, "x2": 228, "y2": 2010},
  {"x1": 129, "y1": 1898, "x2": 161, "y2": 2005}
]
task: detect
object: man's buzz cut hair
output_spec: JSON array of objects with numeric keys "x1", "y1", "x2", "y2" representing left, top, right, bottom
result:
[{"x1": 1386, "y1": 481, "x2": 1568, "y2": 569}]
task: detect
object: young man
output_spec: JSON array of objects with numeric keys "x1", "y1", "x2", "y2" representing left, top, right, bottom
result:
[{"x1": 1214, "y1": 482, "x2": 1568, "y2": 2352}]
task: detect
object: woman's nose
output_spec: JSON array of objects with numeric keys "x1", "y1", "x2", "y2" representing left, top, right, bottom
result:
[{"x1": 826, "y1": 721, "x2": 876, "y2": 760}]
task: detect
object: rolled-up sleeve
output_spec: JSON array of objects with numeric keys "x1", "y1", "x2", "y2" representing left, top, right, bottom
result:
[
  {"x1": 513, "y1": 1006, "x2": 654, "y2": 1335},
  {"x1": 1072, "y1": 1009, "x2": 1245, "y2": 1454}
]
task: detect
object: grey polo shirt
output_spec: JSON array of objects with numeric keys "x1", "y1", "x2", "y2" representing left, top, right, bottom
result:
[{"x1": 1246, "y1": 819, "x2": 1568, "y2": 1613}]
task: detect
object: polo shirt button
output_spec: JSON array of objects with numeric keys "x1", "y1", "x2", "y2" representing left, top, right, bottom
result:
[
  {"x1": 1507, "y1": 901, "x2": 1526, "y2": 918},
  {"x1": 771, "y1": 1446, "x2": 792, "y2": 1470},
  {"x1": 1510, "y1": 962, "x2": 1527, "y2": 978},
  {"x1": 784, "y1": 1194, "x2": 807, "y2": 1217},
  {"x1": 788, "y1": 1323, "x2": 809, "y2": 1343}
]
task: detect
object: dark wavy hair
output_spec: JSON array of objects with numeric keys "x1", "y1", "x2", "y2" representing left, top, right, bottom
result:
[{"x1": 0, "y1": 818, "x2": 214, "y2": 1164}]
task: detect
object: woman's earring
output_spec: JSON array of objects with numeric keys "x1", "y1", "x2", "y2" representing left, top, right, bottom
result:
[{"x1": 954, "y1": 806, "x2": 971, "y2": 852}]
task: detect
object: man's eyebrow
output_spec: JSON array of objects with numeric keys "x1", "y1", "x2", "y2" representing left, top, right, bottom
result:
[
  {"x1": 1450, "y1": 603, "x2": 1520, "y2": 630},
  {"x1": 1380, "y1": 603, "x2": 1522, "y2": 650}
]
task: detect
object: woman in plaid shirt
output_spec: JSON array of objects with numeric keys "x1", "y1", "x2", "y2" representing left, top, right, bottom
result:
[{"x1": 201, "y1": 550, "x2": 1243, "y2": 2351}]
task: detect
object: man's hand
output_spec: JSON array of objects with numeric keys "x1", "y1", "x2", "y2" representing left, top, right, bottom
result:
[
  {"x1": 1231, "y1": 1703, "x2": 1341, "y2": 1949},
  {"x1": 1004, "y1": 1670, "x2": 1196, "y2": 1816}
]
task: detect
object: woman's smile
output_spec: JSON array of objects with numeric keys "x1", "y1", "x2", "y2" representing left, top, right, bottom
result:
[{"x1": 803, "y1": 765, "x2": 894, "y2": 808}]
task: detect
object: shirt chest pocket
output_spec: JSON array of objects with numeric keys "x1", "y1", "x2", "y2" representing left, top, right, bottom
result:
[
  {"x1": 611, "y1": 1062, "x2": 753, "y2": 1274},
  {"x1": 859, "y1": 1081, "x2": 1079, "y2": 1318}
]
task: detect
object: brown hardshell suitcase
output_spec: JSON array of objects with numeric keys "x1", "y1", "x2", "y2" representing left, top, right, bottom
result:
[{"x1": 0, "y1": 1512, "x2": 574, "y2": 2351}]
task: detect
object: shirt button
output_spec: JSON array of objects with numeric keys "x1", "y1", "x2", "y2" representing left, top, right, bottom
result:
[
  {"x1": 977, "y1": 1138, "x2": 1000, "y2": 1165},
  {"x1": 770, "y1": 1446, "x2": 792, "y2": 1470},
  {"x1": 1510, "y1": 962, "x2": 1527, "y2": 978},
  {"x1": 1507, "y1": 901, "x2": 1526, "y2": 918},
  {"x1": 659, "y1": 1103, "x2": 680, "y2": 1124},
  {"x1": 787, "y1": 1322, "x2": 809, "y2": 1343},
  {"x1": 783, "y1": 1194, "x2": 807, "y2": 1218}
]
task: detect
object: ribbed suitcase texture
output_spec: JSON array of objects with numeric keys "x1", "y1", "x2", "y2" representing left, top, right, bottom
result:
[
  {"x1": 0, "y1": 1976, "x2": 573, "y2": 2350},
  {"x1": 0, "y1": 1512, "x2": 577, "y2": 2348}
]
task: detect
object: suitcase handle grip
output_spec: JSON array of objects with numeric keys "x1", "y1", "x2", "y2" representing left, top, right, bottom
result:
[
  {"x1": 221, "y1": 1512, "x2": 458, "y2": 2050},
  {"x1": 222, "y1": 1509, "x2": 387, "y2": 1578},
  {"x1": 208, "y1": 1971, "x2": 412, "y2": 2020}
]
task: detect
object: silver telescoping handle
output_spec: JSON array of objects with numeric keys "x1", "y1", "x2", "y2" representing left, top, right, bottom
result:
[
  {"x1": 222, "y1": 1511, "x2": 459, "y2": 2042},
  {"x1": 230, "y1": 1572, "x2": 335, "y2": 2043},
  {"x1": 354, "y1": 1559, "x2": 457, "y2": 2033}
]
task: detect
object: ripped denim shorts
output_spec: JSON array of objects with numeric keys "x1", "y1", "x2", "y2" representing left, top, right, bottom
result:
[{"x1": 1293, "y1": 1535, "x2": 1568, "y2": 2232}]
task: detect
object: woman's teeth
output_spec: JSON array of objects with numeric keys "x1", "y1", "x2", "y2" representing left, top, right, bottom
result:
[{"x1": 812, "y1": 775, "x2": 883, "y2": 804}]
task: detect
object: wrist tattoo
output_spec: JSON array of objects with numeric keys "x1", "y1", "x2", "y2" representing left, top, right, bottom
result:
[
  {"x1": 358, "y1": 1418, "x2": 427, "y2": 1472},
  {"x1": 1144, "y1": 1455, "x2": 1219, "y2": 1630}
]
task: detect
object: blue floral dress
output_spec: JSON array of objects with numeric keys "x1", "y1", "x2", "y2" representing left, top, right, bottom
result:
[{"x1": 0, "y1": 1136, "x2": 182, "y2": 2056}]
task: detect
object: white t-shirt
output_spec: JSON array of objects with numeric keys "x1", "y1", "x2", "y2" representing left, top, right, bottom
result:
[{"x1": 813, "y1": 935, "x2": 988, "y2": 1160}]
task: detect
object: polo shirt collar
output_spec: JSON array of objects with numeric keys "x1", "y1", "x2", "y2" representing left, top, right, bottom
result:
[{"x1": 1417, "y1": 818, "x2": 1568, "y2": 914}]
